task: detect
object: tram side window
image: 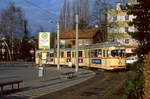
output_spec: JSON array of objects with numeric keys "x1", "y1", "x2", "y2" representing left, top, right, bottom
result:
[
  {"x1": 67, "y1": 51, "x2": 71, "y2": 57},
  {"x1": 88, "y1": 50, "x2": 91, "y2": 57},
  {"x1": 103, "y1": 50, "x2": 106, "y2": 57},
  {"x1": 91, "y1": 50, "x2": 94, "y2": 57},
  {"x1": 47, "y1": 52, "x2": 50, "y2": 57},
  {"x1": 111, "y1": 50, "x2": 116, "y2": 57},
  {"x1": 50, "y1": 53, "x2": 54, "y2": 57},
  {"x1": 86, "y1": 50, "x2": 90, "y2": 57},
  {"x1": 106, "y1": 50, "x2": 109, "y2": 57},
  {"x1": 97, "y1": 49, "x2": 102, "y2": 57},
  {"x1": 91, "y1": 50, "x2": 97, "y2": 57},
  {"x1": 72, "y1": 52, "x2": 75, "y2": 57},
  {"x1": 111, "y1": 49, "x2": 125, "y2": 57},
  {"x1": 61, "y1": 52, "x2": 64, "y2": 57},
  {"x1": 120, "y1": 50, "x2": 125, "y2": 57},
  {"x1": 79, "y1": 51, "x2": 83, "y2": 57},
  {"x1": 89, "y1": 50, "x2": 92, "y2": 57}
]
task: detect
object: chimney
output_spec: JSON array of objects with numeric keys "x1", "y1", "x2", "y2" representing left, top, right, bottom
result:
[{"x1": 116, "y1": 2, "x2": 122, "y2": 10}]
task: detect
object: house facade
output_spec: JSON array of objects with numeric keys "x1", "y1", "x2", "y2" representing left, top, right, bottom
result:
[
  {"x1": 107, "y1": 2, "x2": 139, "y2": 48},
  {"x1": 60, "y1": 29, "x2": 101, "y2": 48}
]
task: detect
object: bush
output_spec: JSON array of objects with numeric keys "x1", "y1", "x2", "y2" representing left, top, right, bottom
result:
[
  {"x1": 128, "y1": 60, "x2": 144, "y2": 72},
  {"x1": 123, "y1": 72, "x2": 144, "y2": 99},
  {"x1": 123, "y1": 60, "x2": 144, "y2": 99}
]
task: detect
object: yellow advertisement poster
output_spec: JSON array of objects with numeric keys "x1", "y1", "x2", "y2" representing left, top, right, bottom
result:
[{"x1": 42, "y1": 52, "x2": 47, "y2": 60}]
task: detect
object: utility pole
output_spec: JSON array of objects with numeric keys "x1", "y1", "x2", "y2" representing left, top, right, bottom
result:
[
  {"x1": 75, "y1": 14, "x2": 79, "y2": 72},
  {"x1": 57, "y1": 22, "x2": 60, "y2": 70}
]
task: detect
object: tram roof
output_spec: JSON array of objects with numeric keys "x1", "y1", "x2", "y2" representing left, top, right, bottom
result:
[
  {"x1": 86, "y1": 41, "x2": 124, "y2": 48},
  {"x1": 36, "y1": 42, "x2": 124, "y2": 52},
  {"x1": 60, "y1": 41, "x2": 124, "y2": 50}
]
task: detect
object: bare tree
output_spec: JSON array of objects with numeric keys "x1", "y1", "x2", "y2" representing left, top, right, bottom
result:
[
  {"x1": 89, "y1": 0, "x2": 112, "y2": 42},
  {"x1": 59, "y1": 0, "x2": 72, "y2": 32},
  {"x1": 0, "y1": 3, "x2": 27, "y2": 60},
  {"x1": 59, "y1": 0, "x2": 90, "y2": 31},
  {"x1": 91, "y1": 0, "x2": 111, "y2": 27},
  {"x1": 72, "y1": 0, "x2": 89, "y2": 29},
  {"x1": 36, "y1": 26, "x2": 44, "y2": 33}
]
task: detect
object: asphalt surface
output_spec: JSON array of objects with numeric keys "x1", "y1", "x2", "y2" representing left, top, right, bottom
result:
[
  {"x1": 0, "y1": 63, "x2": 95, "y2": 99},
  {"x1": 37, "y1": 70, "x2": 131, "y2": 99}
]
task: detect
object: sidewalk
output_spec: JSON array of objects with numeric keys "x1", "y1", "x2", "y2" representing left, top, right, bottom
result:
[{"x1": 1, "y1": 67, "x2": 95, "y2": 99}]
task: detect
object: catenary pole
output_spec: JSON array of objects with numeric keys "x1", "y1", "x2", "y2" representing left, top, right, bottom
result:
[
  {"x1": 75, "y1": 14, "x2": 79, "y2": 72},
  {"x1": 57, "y1": 22, "x2": 60, "y2": 70}
]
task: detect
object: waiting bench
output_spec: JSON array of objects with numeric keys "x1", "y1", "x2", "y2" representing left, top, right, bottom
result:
[
  {"x1": 0, "y1": 80, "x2": 23, "y2": 95},
  {"x1": 61, "y1": 72, "x2": 76, "y2": 79}
]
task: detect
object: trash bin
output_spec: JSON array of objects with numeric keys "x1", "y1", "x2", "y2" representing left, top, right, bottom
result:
[
  {"x1": 68, "y1": 62, "x2": 72, "y2": 67},
  {"x1": 38, "y1": 67, "x2": 44, "y2": 77}
]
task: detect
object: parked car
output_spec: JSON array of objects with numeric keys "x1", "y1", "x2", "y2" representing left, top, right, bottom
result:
[{"x1": 126, "y1": 56, "x2": 138, "y2": 64}]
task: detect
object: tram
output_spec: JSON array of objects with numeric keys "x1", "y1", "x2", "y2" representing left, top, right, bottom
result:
[{"x1": 35, "y1": 42, "x2": 126, "y2": 70}]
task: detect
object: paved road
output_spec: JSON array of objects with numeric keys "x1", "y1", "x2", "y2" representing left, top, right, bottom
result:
[
  {"x1": 37, "y1": 70, "x2": 131, "y2": 99},
  {"x1": 0, "y1": 63, "x2": 95, "y2": 99}
]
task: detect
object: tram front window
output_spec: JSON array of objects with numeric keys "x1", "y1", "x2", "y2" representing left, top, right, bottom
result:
[{"x1": 111, "y1": 49, "x2": 125, "y2": 57}]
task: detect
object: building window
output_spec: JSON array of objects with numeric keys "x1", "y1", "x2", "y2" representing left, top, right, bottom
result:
[
  {"x1": 79, "y1": 40, "x2": 83, "y2": 46},
  {"x1": 60, "y1": 40, "x2": 65, "y2": 48},
  {"x1": 71, "y1": 40, "x2": 75, "y2": 45},
  {"x1": 111, "y1": 28, "x2": 117, "y2": 33},
  {"x1": 125, "y1": 27, "x2": 129, "y2": 32},
  {"x1": 125, "y1": 16, "x2": 129, "y2": 21},
  {"x1": 125, "y1": 39, "x2": 129, "y2": 44},
  {"x1": 112, "y1": 16, "x2": 117, "y2": 21}
]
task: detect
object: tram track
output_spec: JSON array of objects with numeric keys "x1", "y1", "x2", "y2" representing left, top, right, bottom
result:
[{"x1": 37, "y1": 70, "x2": 132, "y2": 99}]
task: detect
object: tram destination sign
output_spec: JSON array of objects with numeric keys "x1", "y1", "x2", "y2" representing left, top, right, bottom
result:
[{"x1": 38, "y1": 32, "x2": 50, "y2": 49}]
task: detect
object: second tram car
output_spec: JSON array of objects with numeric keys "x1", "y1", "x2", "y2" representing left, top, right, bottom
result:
[{"x1": 35, "y1": 42, "x2": 126, "y2": 70}]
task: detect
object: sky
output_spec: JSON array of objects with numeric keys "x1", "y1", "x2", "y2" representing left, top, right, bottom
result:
[
  {"x1": 0, "y1": 0, "x2": 127, "y2": 36},
  {"x1": 0, "y1": 0, "x2": 64, "y2": 36}
]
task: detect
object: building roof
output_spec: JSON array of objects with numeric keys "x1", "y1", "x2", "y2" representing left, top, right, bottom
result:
[{"x1": 60, "y1": 29, "x2": 99, "y2": 39}]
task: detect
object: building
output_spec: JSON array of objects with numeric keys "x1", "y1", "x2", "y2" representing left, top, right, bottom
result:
[
  {"x1": 60, "y1": 29, "x2": 103, "y2": 48},
  {"x1": 106, "y1": 2, "x2": 139, "y2": 55},
  {"x1": 107, "y1": 2, "x2": 139, "y2": 47}
]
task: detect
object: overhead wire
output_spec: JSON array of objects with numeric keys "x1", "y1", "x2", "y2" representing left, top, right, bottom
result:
[{"x1": 23, "y1": 0, "x2": 58, "y2": 22}]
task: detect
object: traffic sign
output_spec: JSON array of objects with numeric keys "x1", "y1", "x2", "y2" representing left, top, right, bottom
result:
[{"x1": 30, "y1": 49, "x2": 34, "y2": 54}]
